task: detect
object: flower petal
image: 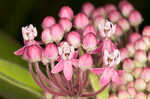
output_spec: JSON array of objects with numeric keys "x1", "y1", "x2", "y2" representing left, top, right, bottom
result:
[
  {"x1": 63, "y1": 60, "x2": 73, "y2": 81},
  {"x1": 91, "y1": 68, "x2": 104, "y2": 75},
  {"x1": 71, "y1": 59, "x2": 79, "y2": 68},
  {"x1": 51, "y1": 60, "x2": 64, "y2": 73},
  {"x1": 100, "y1": 67, "x2": 113, "y2": 86},
  {"x1": 14, "y1": 46, "x2": 25, "y2": 55},
  {"x1": 112, "y1": 70, "x2": 122, "y2": 85}
]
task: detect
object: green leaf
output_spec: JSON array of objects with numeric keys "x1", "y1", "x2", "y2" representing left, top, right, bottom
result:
[
  {"x1": 0, "y1": 59, "x2": 42, "y2": 99},
  {"x1": 89, "y1": 72, "x2": 109, "y2": 99},
  {"x1": 0, "y1": 31, "x2": 26, "y2": 66}
]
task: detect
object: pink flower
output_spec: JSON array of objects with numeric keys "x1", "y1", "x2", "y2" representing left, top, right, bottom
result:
[
  {"x1": 22, "y1": 24, "x2": 37, "y2": 41},
  {"x1": 59, "y1": 6, "x2": 74, "y2": 20},
  {"x1": 108, "y1": 10, "x2": 121, "y2": 23},
  {"x1": 82, "y1": 24, "x2": 96, "y2": 36},
  {"x1": 41, "y1": 28, "x2": 53, "y2": 44},
  {"x1": 91, "y1": 7, "x2": 107, "y2": 19},
  {"x1": 98, "y1": 20, "x2": 116, "y2": 38},
  {"x1": 129, "y1": 32, "x2": 141, "y2": 43},
  {"x1": 51, "y1": 42, "x2": 78, "y2": 81},
  {"x1": 59, "y1": 18, "x2": 72, "y2": 32},
  {"x1": 82, "y1": 2, "x2": 95, "y2": 17},
  {"x1": 42, "y1": 16, "x2": 56, "y2": 29},
  {"x1": 105, "y1": 4, "x2": 117, "y2": 13},
  {"x1": 142, "y1": 26, "x2": 150, "y2": 36},
  {"x1": 92, "y1": 66, "x2": 122, "y2": 86}
]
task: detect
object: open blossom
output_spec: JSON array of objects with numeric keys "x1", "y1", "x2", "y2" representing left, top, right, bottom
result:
[
  {"x1": 22, "y1": 24, "x2": 37, "y2": 41},
  {"x1": 51, "y1": 42, "x2": 78, "y2": 81},
  {"x1": 98, "y1": 20, "x2": 116, "y2": 38}
]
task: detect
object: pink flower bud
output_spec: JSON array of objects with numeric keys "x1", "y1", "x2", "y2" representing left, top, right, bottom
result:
[
  {"x1": 74, "y1": 13, "x2": 89, "y2": 29},
  {"x1": 109, "y1": 94, "x2": 118, "y2": 99},
  {"x1": 129, "y1": 10, "x2": 143, "y2": 27},
  {"x1": 142, "y1": 26, "x2": 150, "y2": 36},
  {"x1": 135, "y1": 78, "x2": 146, "y2": 91},
  {"x1": 127, "y1": 81, "x2": 134, "y2": 88},
  {"x1": 27, "y1": 45, "x2": 42, "y2": 62},
  {"x1": 114, "y1": 24, "x2": 123, "y2": 37},
  {"x1": 134, "y1": 50, "x2": 147, "y2": 64},
  {"x1": 59, "y1": 18, "x2": 72, "y2": 33},
  {"x1": 82, "y1": 2, "x2": 95, "y2": 17},
  {"x1": 105, "y1": 4, "x2": 117, "y2": 13},
  {"x1": 92, "y1": 7, "x2": 107, "y2": 19},
  {"x1": 135, "y1": 38, "x2": 147, "y2": 51},
  {"x1": 108, "y1": 10, "x2": 121, "y2": 23},
  {"x1": 93, "y1": 15, "x2": 105, "y2": 30},
  {"x1": 42, "y1": 16, "x2": 56, "y2": 29},
  {"x1": 118, "y1": 90, "x2": 130, "y2": 99},
  {"x1": 147, "y1": 82, "x2": 150, "y2": 92},
  {"x1": 43, "y1": 43, "x2": 58, "y2": 61},
  {"x1": 143, "y1": 36, "x2": 150, "y2": 49},
  {"x1": 67, "y1": 31, "x2": 81, "y2": 48},
  {"x1": 82, "y1": 33, "x2": 97, "y2": 52},
  {"x1": 119, "y1": 48, "x2": 129, "y2": 61},
  {"x1": 22, "y1": 24, "x2": 37, "y2": 41},
  {"x1": 41, "y1": 28, "x2": 53, "y2": 44},
  {"x1": 126, "y1": 42, "x2": 135, "y2": 57},
  {"x1": 79, "y1": 53, "x2": 93, "y2": 70},
  {"x1": 82, "y1": 24, "x2": 96, "y2": 36},
  {"x1": 135, "y1": 92, "x2": 147, "y2": 99},
  {"x1": 50, "y1": 24, "x2": 64, "y2": 43},
  {"x1": 140, "y1": 68, "x2": 150, "y2": 82},
  {"x1": 59, "y1": 6, "x2": 73, "y2": 20},
  {"x1": 127, "y1": 87, "x2": 136, "y2": 99},
  {"x1": 121, "y1": 72, "x2": 133, "y2": 84},
  {"x1": 119, "y1": 1, "x2": 134, "y2": 17},
  {"x1": 132, "y1": 67, "x2": 142, "y2": 79},
  {"x1": 118, "y1": 18, "x2": 130, "y2": 32},
  {"x1": 129, "y1": 32, "x2": 141, "y2": 43},
  {"x1": 123, "y1": 58, "x2": 135, "y2": 72}
]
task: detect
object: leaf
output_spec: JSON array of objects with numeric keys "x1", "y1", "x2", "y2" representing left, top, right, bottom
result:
[
  {"x1": 0, "y1": 59, "x2": 42, "y2": 99},
  {"x1": 0, "y1": 31, "x2": 27, "y2": 66},
  {"x1": 89, "y1": 72, "x2": 109, "y2": 99}
]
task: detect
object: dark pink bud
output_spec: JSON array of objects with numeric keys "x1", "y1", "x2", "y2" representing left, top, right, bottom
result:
[
  {"x1": 129, "y1": 10, "x2": 143, "y2": 27},
  {"x1": 108, "y1": 10, "x2": 121, "y2": 23},
  {"x1": 132, "y1": 67, "x2": 142, "y2": 79},
  {"x1": 50, "y1": 24, "x2": 64, "y2": 43},
  {"x1": 126, "y1": 42, "x2": 135, "y2": 57},
  {"x1": 140, "y1": 67, "x2": 150, "y2": 82},
  {"x1": 59, "y1": 18, "x2": 72, "y2": 32},
  {"x1": 105, "y1": 4, "x2": 117, "y2": 13},
  {"x1": 92, "y1": 7, "x2": 107, "y2": 19},
  {"x1": 135, "y1": 92, "x2": 147, "y2": 99},
  {"x1": 27, "y1": 45, "x2": 42, "y2": 62},
  {"x1": 42, "y1": 16, "x2": 56, "y2": 29},
  {"x1": 67, "y1": 31, "x2": 81, "y2": 48},
  {"x1": 82, "y1": 24, "x2": 96, "y2": 36},
  {"x1": 127, "y1": 87, "x2": 136, "y2": 99},
  {"x1": 118, "y1": 90, "x2": 130, "y2": 99},
  {"x1": 123, "y1": 58, "x2": 135, "y2": 72},
  {"x1": 135, "y1": 78, "x2": 146, "y2": 91},
  {"x1": 118, "y1": 18, "x2": 130, "y2": 32},
  {"x1": 41, "y1": 28, "x2": 53, "y2": 44},
  {"x1": 119, "y1": 48, "x2": 129, "y2": 61},
  {"x1": 82, "y1": 33, "x2": 97, "y2": 52},
  {"x1": 79, "y1": 53, "x2": 93, "y2": 70},
  {"x1": 129, "y1": 32, "x2": 141, "y2": 43},
  {"x1": 59, "y1": 6, "x2": 73, "y2": 20},
  {"x1": 135, "y1": 38, "x2": 147, "y2": 51},
  {"x1": 82, "y1": 2, "x2": 95, "y2": 17},
  {"x1": 142, "y1": 26, "x2": 150, "y2": 36},
  {"x1": 44, "y1": 43, "x2": 58, "y2": 61},
  {"x1": 74, "y1": 13, "x2": 89, "y2": 29},
  {"x1": 119, "y1": 1, "x2": 134, "y2": 17}
]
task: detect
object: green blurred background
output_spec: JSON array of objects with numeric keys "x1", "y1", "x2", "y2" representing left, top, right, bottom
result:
[{"x1": 0, "y1": 0, "x2": 150, "y2": 99}]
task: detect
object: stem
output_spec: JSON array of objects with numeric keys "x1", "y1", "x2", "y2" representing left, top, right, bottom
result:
[
  {"x1": 29, "y1": 63, "x2": 65, "y2": 96},
  {"x1": 75, "y1": 68, "x2": 80, "y2": 94},
  {"x1": 80, "y1": 84, "x2": 108, "y2": 97},
  {"x1": 135, "y1": 25, "x2": 139, "y2": 33}
]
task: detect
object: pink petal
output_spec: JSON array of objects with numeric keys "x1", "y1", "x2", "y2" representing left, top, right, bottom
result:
[
  {"x1": 72, "y1": 51, "x2": 79, "y2": 59},
  {"x1": 100, "y1": 67, "x2": 113, "y2": 86},
  {"x1": 51, "y1": 60, "x2": 64, "y2": 73},
  {"x1": 63, "y1": 60, "x2": 73, "y2": 81},
  {"x1": 117, "y1": 70, "x2": 124, "y2": 76},
  {"x1": 71, "y1": 59, "x2": 79, "y2": 68},
  {"x1": 112, "y1": 70, "x2": 122, "y2": 85},
  {"x1": 91, "y1": 68, "x2": 104, "y2": 75},
  {"x1": 14, "y1": 47, "x2": 25, "y2": 55}
]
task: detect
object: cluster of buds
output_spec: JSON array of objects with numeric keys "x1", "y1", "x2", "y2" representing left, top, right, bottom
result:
[{"x1": 14, "y1": 0, "x2": 149, "y2": 99}]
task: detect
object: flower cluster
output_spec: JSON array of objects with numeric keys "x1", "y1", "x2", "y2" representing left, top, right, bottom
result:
[{"x1": 14, "y1": 0, "x2": 148, "y2": 98}]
